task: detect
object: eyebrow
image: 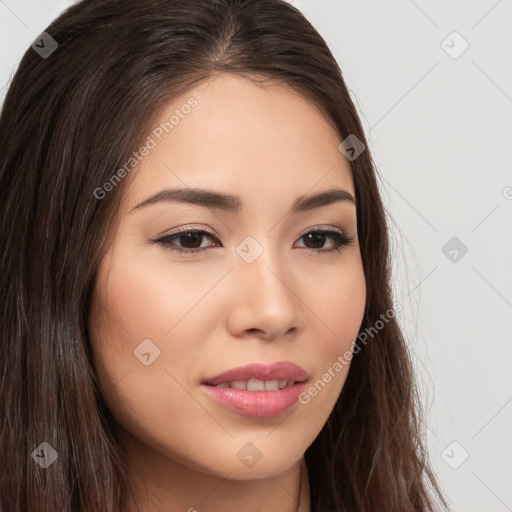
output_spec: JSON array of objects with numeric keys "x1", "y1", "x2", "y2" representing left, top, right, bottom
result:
[{"x1": 131, "y1": 186, "x2": 356, "y2": 214}]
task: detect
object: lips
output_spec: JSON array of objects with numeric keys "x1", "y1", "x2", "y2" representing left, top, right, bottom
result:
[
  {"x1": 200, "y1": 361, "x2": 309, "y2": 418},
  {"x1": 201, "y1": 361, "x2": 309, "y2": 387}
]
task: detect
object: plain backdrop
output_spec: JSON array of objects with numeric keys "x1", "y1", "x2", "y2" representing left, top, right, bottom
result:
[{"x1": 1, "y1": 1, "x2": 511, "y2": 511}]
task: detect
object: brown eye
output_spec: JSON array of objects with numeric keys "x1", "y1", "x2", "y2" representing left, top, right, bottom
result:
[
  {"x1": 295, "y1": 229, "x2": 355, "y2": 253},
  {"x1": 155, "y1": 229, "x2": 221, "y2": 255}
]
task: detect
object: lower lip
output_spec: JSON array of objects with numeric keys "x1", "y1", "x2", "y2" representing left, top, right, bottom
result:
[{"x1": 200, "y1": 381, "x2": 307, "y2": 418}]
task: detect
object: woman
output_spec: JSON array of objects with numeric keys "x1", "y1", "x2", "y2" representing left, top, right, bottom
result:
[{"x1": 0, "y1": 0, "x2": 447, "y2": 510}]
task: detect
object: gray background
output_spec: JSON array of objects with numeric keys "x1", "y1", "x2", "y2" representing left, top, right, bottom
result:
[{"x1": 1, "y1": 1, "x2": 511, "y2": 510}]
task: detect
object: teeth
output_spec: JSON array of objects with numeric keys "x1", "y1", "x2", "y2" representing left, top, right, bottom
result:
[
  {"x1": 264, "y1": 380, "x2": 279, "y2": 390},
  {"x1": 214, "y1": 379, "x2": 295, "y2": 390},
  {"x1": 247, "y1": 379, "x2": 265, "y2": 391},
  {"x1": 278, "y1": 379, "x2": 288, "y2": 389}
]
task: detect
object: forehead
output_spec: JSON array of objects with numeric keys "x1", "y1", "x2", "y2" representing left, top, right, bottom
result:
[{"x1": 123, "y1": 72, "x2": 354, "y2": 210}]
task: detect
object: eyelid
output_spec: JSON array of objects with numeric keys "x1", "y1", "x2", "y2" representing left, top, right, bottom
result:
[
  {"x1": 156, "y1": 223, "x2": 218, "y2": 238},
  {"x1": 300, "y1": 224, "x2": 345, "y2": 235}
]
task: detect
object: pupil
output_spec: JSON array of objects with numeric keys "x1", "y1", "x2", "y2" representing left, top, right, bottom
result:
[
  {"x1": 306, "y1": 232, "x2": 325, "y2": 249},
  {"x1": 180, "y1": 232, "x2": 202, "y2": 249}
]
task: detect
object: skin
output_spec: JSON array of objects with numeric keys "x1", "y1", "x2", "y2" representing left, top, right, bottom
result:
[{"x1": 88, "y1": 72, "x2": 367, "y2": 512}]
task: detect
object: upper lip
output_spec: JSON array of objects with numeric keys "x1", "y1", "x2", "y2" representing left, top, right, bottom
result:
[{"x1": 201, "y1": 361, "x2": 309, "y2": 386}]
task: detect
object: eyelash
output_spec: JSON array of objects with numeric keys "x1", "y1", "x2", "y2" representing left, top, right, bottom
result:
[{"x1": 153, "y1": 226, "x2": 355, "y2": 256}]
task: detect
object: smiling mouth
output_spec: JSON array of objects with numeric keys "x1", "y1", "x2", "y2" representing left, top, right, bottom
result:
[
  {"x1": 200, "y1": 379, "x2": 309, "y2": 418},
  {"x1": 204, "y1": 378, "x2": 303, "y2": 390}
]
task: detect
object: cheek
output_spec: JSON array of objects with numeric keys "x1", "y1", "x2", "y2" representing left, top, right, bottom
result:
[
  {"x1": 89, "y1": 244, "x2": 229, "y2": 383},
  {"x1": 87, "y1": 246, "x2": 219, "y2": 405},
  {"x1": 88, "y1": 247, "x2": 252, "y2": 464},
  {"x1": 294, "y1": 257, "x2": 366, "y2": 423},
  {"x1": 92, "y1": 249, "x2": 218, "y2": 338},
  {"x1": 308, "y1": 255, "x2": 366, "y2": 354},
  {"x1": 88, "y1": 256, "x2": 226, "y2": 473}
]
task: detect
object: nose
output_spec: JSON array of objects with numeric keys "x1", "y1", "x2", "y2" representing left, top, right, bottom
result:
[{"x1": 225, "y1": 248, "x2": 304, "y2": 341}]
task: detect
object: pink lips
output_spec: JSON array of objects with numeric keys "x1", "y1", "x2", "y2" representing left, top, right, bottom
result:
[
  {"x1": 200, "y1": 361, "x2": 309, "y2": 418},
  {"x1": 202, "y1": 361, "x2": 308, "y2": 386}
]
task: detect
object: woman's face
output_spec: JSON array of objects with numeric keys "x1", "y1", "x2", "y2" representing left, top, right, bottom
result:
[{"x1": 89, "y1": 72, "x2": 366, "y2": 481}]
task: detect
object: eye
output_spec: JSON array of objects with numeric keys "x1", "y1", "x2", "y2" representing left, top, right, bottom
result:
[
  {"x1": 154, "y1": 228, "x2": 221, "y2": 256},
  {"x1": 294, "y1": 228, "x2": 355, "y2": 254},
  {"x1": 153, "y1": 226, "x2": 355, "y2": 256}
]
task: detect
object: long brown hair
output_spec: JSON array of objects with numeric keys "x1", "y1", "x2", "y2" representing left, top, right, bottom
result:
[{"x1": 0, "y1": 0, "x2": 447, "y2": 510}]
